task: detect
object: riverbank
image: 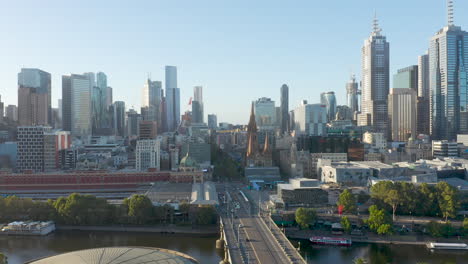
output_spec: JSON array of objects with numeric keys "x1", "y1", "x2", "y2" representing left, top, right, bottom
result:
[
  {"x1": 286, "y1": 228, "x2": 468, "y2": 246},
  {"x1": 57, "y1": 224, "x2": 219, "y2": 236}
]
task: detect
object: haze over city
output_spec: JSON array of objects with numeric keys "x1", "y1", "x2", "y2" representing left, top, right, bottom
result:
[
  {"x1": 2, "y1": 1, "x2": 468, "y2": 263},
  {"x1": 1, "y1": 0, "x2": 467, "y2": 124}
]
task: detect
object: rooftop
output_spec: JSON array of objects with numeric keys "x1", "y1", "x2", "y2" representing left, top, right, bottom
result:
[{"x1": 26, "y1": 247, "x2": 198, "y2": 264}]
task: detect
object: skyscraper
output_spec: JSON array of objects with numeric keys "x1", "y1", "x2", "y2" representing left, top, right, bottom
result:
[
  {"x1": 61, "y1": 75, "x2": 72, "y2": 132},
  {"x1": 430, "y1": 0, "x2": 468, "y2": 139},
  {"x1": 388, "y1": 88, "x2": 417, "y2": 141},
  {"x1": 67, "y1": 74, "x2": 92, "y2": 137},
  {"x1": 418, "y1": 53, "x2": 431, "y2": 136},
  {"x1": 5, "y1": 105, "x2": 18, "y2": 122},
  {"x1": 141, "y1": 78, "x2": 163, "y2": 125},
  {"x1": 393, "y1": 65, "x2": 418, "y2": 91},
  {"x1": 89, "y1": 72, "x2": 113, "y2": 135},
  {"x1": 113, "y1": 101, "x2": 126, "y2": 137},
  {"x1": 193, "y1": 86, "x2": 204, "y2": 123},
  {"x1": 0, "y1": 96, "x2": 3, "y2": 123},
  {"x1": 126, "y1": 109, "x2": 142, "y2": 138},
  {"x1": 320, "y1": 91, "x2": 337, "y2": 122},
  {"x1": 358, "y1": 16, "x2": 390, "y2": 135},
  {"x1": 294, "y1": 100, "x2": 327, "y2": 136},
  {"x1": 208, "y1": 114, "x2": 217, "y2": 129},
  {"x1": 192, "y1": 101, "x2": 203, "y2": 123},
  {"x1": 17, "y1": 68, "x2": 51, "y2": 126},
  {"x1": 346, "y1": 75, "x2": 360, "y2": 115},
  {"x1": 280, "y1": 84, "x2": 289, "y2": 134},
  {"x1": 165, "y1": 66, "x2": 180, "y2": 131},
  {"x1": 254, "y1": 97, "x2": 276, "y2": 131},
  {"x1": 418, "y1": 53, "x2": 430, "y2": 98}
]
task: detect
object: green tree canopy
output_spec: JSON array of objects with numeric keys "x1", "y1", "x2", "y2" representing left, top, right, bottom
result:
[
  {"x1": 337, "y1": 189, "x2": 357, "y2": 214},
  {"x1": 123, "y1": 194, "x2": 154, "y2": 224},
  {"x1": 341, "y1": 216, "x2": 351, "y2": 233},
  {"x1": 196, "y1": 206, "x2": 217, "y2": 225},
  {"x1": 52, "y1": 193, "x2": 113, "y2": 225},
  {"x1": 426, "y1": 221, "x2": 454, "y2": 238},
  {"x1": 384, "y1": 189, "x2": 402, "y2": 221},
  {"x1": 417, "y1": 183, "x2": 439, "y2": 216},
  {"x1": 366, "y1": 205, "x2": 392, "y2": 235},
  {"x1": 295, "y1": 208, "x2": 317, "y2": 229},
  {"x1": 435, "y1": 182, "x2": 460, "y2": 222},
  {"x1": 353, "y1": 258, "x2": 367, "y2": 264},
  {"x1": 0, "y1": 252, "x2": 7, "y2": 264}
]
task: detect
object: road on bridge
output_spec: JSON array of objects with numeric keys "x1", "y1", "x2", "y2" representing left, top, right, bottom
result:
[{"x1": 219, "y1": 183, "x2": 306, "y2": 264}]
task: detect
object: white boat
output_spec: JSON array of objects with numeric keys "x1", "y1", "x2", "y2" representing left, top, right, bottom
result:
[{"x1": 426, "y1": 242, "x2": 468, "y2": 250}]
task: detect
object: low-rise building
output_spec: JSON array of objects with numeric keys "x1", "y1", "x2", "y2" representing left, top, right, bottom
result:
[
  {"x1": 275, "y1": 178, "x2": 328, "y2": 208},
  {"x1": 245, "y1": 167, "x2": 281, "y2": 184},
  {"x1": 321, "y1": 162, "x2": 371, "y2": 186},
  {"x1": 432, "y1": 140, "x2": 458, "y2": 158}
]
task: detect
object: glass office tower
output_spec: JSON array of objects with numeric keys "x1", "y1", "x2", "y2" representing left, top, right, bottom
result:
[{"x1": 430, "y1": 23, "x2": 468, "y2": 139}]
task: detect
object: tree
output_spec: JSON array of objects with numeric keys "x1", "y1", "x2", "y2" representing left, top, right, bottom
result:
[
  {"x1": 463, "y1": 218, "x2": 468, "y2": 235},
  {"x1": 357, "y1": 191, "x2": 370, "y2": 204},
  {"x1": 353, "y1": 258, "x2": 367, "y2": 264},
  {"x1": 337, "y1": 189, "x2": 357, "y2": 214},
  {"x1": 52, "y1": 193, "x2": 113, "y2": 225},
  {"x1": 417, "y1": 183, "x2": 439, "y2": 216},
  {"x1": 384, "y1": 189, "x2": 402, "y2": 221},
  {"x1": 341, "y1": 216, "x2": 351, "y2": 233},
  {"x1": 123, "y1": 195, "x2": 154, "y2": 224},
  {"x1": 295, "y1": 208, "x2": 317, "y2": 229},
  {"x1": 366, "y1": 205, "x2": 392, "y2": 235},
  {"x1": 435, "y1": 182, "x2": 460, "y2": 222},
  {"x1": 0, "y1": 253, "x2": 7, "y2": 264},
  {"x1": 398, "y1": 182, "x2": 418, "y2": 215},
  {"x1": 196, "y1": 206, "x2": 217, "y2": 225},
  {"x1": 376, "y1": 224, "x2": 392, "y2": 235}
]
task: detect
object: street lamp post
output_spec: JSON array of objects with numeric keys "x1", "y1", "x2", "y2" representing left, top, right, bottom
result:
[{"x1": 237, "y1": 224, "x2": 243, "y2": 244}]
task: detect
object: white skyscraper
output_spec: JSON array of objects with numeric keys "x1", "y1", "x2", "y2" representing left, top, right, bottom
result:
[
  {"x1": 71, "y1": 74, "x2": 92, "y2": 137},
  {"x1": 142, "y1": 79, "x2": 162, "y2": 124},
  {"x1": 358, "y1": 16, "x2": 390, "y2": 135}
]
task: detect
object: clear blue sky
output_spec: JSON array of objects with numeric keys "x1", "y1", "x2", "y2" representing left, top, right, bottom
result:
[{"x1": 0, "y1": 0, "x2": 466, "y2": 124}]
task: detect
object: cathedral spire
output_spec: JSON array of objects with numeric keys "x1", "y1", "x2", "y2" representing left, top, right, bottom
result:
[
  {"x1": 247, "y1": 102, "x2": 257, "y2": 133},
  {"x1": 263, "y1": 133, "x2": 271, "y2": 154}
]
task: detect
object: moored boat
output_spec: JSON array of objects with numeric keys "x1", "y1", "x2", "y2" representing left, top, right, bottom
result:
[
  {"x1": 310, "y1": 236, "x2": 352, "y2": 246},
  {"x1": 426, "y1": 242, "x2": 468, "y2": 250}
]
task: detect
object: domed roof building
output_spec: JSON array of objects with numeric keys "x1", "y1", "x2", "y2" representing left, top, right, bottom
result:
[
  {"x1": 179, "y1": 145, "x2": 200, "y2": 172},
  {"x1": 26, "y1": 247, "x2": 198, "y2": 264}
]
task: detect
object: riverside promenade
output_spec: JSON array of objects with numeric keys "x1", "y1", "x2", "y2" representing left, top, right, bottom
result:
[{"x1": 57, "y1": 225, "x2": 218, "y2": 236}]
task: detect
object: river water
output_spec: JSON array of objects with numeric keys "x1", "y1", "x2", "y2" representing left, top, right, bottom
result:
[
  {"x1": 293, "y1": 240, "x2": 468, "y2": 264},
  {"x1": 0, "y1": 231, "x2": 466, "y2": 264}
]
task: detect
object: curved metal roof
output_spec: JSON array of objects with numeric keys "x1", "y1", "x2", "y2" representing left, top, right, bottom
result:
[{"x1": 27, "y1": 247, "x2": 198, "y2": 264}]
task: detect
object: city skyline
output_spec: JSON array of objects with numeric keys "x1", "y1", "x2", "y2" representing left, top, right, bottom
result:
[{"x1": 1, "y1": 0, "x2": 468, "y2": 124}]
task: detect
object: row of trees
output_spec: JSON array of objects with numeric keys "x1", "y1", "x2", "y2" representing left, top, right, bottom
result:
[
  {"x1": 0, "y1": 194, "x2": 217, "y2": 226},
  {"x1": 371, "y1": 181, "x2": 460, "y2": 221},
  {"x1": 337, "y1": 181, "x2": 462, "y2": 222}
]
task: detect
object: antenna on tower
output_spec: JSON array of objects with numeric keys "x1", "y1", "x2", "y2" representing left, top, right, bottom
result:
[
  {"x1": 372, "y1": 11, "x2": 381, "y2": 35},
  {"x1": 447, "y1": 0, "x2": 454, "y2": 26}
]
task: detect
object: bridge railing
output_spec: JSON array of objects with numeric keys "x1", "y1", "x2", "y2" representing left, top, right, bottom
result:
[{"x1": 258, "y1": 213, "x2": 307, "y2": 264}]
